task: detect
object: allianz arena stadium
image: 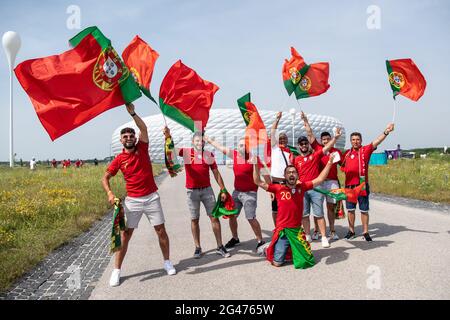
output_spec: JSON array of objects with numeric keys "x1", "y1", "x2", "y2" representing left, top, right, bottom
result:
[{"x1": 111, "y1": 109, "x2": 346, "y2": 164}]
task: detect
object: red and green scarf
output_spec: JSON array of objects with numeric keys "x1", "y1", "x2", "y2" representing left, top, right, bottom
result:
[{"x1": 110, "y1": 198, "x2": 126, "y2": 254}]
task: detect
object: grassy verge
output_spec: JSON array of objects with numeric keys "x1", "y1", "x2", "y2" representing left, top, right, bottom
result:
[
  {"x1": 0, "y1": 164, "x2": 163, "y2": 292},
  {"x1": 368, "y1": 156, "x2": 450, "y2": 204}
]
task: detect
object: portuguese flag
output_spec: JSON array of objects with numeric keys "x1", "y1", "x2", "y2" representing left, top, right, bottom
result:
[
  {"x1": 294, "y1": 62, "x2": 330, "y2": 99},
  {"x1": 386, "y1": 58, "x2": 426, "y2": 101},
  {"x1": 282, "y1": 47, "x2": 310, "y2": 96},
  {"x1": 211, "y1": 189, "x2": 239, "y2": 219},
  {"x1": 110, "y1": 198, "x2": 126, "y2": 254},
  {"x1": 314, "y1": 182, "x2": 366, "y2": 204},
  {"x1": 237, "y1": 93, "x2": 268, "y2": 155},
  {"x1": 164, "y1": 136, "x2": 183, "y2": 177},
  {"x1": 15, "y1": 26, "x2": 141, "y2": 140},
  {"x1": 159, "y1": 60, "x2": 219, "y2": 132},
  {"x1": 266, "y1": 227, "x2": 315, "y2": 269},
  {"x1": 122, "y1": 35, "x2": 159, "y2": 103}
]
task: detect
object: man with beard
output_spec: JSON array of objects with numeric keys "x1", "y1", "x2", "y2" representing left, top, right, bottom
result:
[
  {"x1": 341, "y1": 124, "x2": 394, "y2": 242},
  {"x1": 103, "y1": 103, "x2": 176, "y2": 287},
  {"x1": 301, "y1": 112, "x2": 343, "y2": 241},
  {"x1": 269, "y1": 112, "x2": 293, "y2": 226},
  {"x1": 164, "y1": 127, "x2": 231, "y2": 259},
  {"x1": 294, "y1": 113, "x2": 342, "y2": 248},
  {"x1": 253, "y1": 154, "x2": 335, "y2": 268},
  {"x1": 203, "y1": 135, "x2": 270, "y2": 251}
]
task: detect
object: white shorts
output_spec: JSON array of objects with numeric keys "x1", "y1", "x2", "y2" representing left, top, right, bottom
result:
[
  {"x1": 321, "y1": 180, "x2": 340, "y2": 204},
  {"x1": 123, "y1": 192, "x2": 165, "y2": 228}
]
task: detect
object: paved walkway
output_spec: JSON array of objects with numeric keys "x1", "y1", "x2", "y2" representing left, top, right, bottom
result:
[{"x1": 90, "y1": 166, "x2": 450, "y2": 300}]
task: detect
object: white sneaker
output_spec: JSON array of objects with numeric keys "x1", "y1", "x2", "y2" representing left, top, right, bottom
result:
[
  {"x1": 257, "y1": 242, "x2": 270, "y2": 256},
  {"x1": 305, "y1": 235, "x2": 312, "y2": 242},
  {"x1": 109, "y1": 269, "x2": 121, "y2": 287},
  {"x1": 164, "y1": 260, "x2": 177, "y2": 275},
  {"x1": 322, "y1": 237, "x2": 330, "y2": 248},
  {"x1": 311, "y1": 231, "x2": 320, "y2": 241}
]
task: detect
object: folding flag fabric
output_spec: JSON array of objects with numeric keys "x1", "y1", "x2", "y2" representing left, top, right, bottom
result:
[
  {"x1": 122, "y1": 35, "x2": 159, "y2": 103},
  {"x1": 314, "y1": 182, "x2": 366, "y2": 204},
  {"x1": 386, "y1": 59, "x2": 426, "y2": 101},
  {"x1": 266, "y1": 227, "x2": 315, "y2": 269},
  {"x1": 294, "y1": 62, "x2": 330, "y2": 99},
  {"x1": 211, "y1": 189, "x2": 239, "y2": 219},
  {"x1": 237, "y1": 93, "x2": 268, "y2": 159},
  {"x1": 110, "y1": 198, "x2": 126, "y2": 254},
  {"x1": 159, "y1": 60, "x2": 219, "y2": 132},
  {"x1": 164, "y1": 136, "x2": 183, "y2": 177},
  {"x1": 15, "y1": 26, "x2": 141, "y2": 141},
  {"x1": 282, "y1": 47, "x2": 310, "y2": 96}
]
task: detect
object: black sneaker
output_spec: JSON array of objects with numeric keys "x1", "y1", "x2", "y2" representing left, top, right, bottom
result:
[
  {"x1": 362, "y1": 233, "x2": 373, "y2": 242},
  {"x1": 344, "y1": 231, "x2": 356, "y2": 240},
  {"x1": 225, "y1": 237, "x2": 240, "y2": 249},
  {"x1": 255, "y1": 240, "x2": 266, "y2": 252},
  {"x1": 216, "y1": 245, "x2": 231, "y2": 258},
  {"x1": 193, "y1": 247, "x2": 202, "y2": 259}
]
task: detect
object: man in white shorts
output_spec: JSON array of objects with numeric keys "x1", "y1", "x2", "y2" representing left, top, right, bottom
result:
[{"x1": 103, "y1": 103, "x2": 176, "y2": 287}]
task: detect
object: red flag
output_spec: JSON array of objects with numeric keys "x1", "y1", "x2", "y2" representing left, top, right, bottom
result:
[
  {"x1": 237, "y1": 93, "x2": 268, "y2": 158},
  {"x1": 159, "y1": 60, "x2": 219, "y2": 132},
  {"x1": 122, "y1": 35, "x2": 159, "y2": 102},
  {"x1": 295, "y1": 62, "x2": 330, "y2": 99},
  {"x1": 386, "y1": 58, "x2": 426, "y2": 101},
  {"x1": 14, "y1": 27, "x2": 141, "y2": 140}
]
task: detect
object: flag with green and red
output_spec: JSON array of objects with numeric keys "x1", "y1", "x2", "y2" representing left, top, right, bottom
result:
[
  {"x1": 159, "y1": 60, "x2": 219, "y2": 132},
  {"x1": 294, "y1": 62, "x2": 330, "y2": 99},
  {"x1": 14, "y1": 26, "x2": 141, "y2": 140},
  {"x1": 237, "y1": 93, "x2": 268, "y2": 158},
  {"x1": 386, "y1": 58, "x2": 426, "y2": 101},
  {"x1": 211, "y1": 189, "x2": 239, "y2": 219},
  {"x1": 122, "y1": 35, "x2": 159, "y2": 103},
  {"x1": 282, "y1": 47, "x2": 310, "y2": 96},
  {"x1": 314, "y1": 182, "x2": 366, "y2": 204}
]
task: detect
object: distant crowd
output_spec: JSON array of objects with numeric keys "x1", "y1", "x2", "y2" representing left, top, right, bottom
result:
[{"x1": 26, "y1": 158, "x2": 100, "y2": 170}]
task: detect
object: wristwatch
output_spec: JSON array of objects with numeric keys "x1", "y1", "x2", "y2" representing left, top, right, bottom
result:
[
  {"x1": 384, "y1": 130, "x2": 389, "y2": 136},
  {"x1": 130, "y1": 112, "x2": 137, "y2": 117}
]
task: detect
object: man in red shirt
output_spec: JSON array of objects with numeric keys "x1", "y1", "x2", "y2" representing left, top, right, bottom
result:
[
  {"x1": 103, "y1": 103, "x2": 176, "y2": 287},
  {"x1": 164, "y1": 127, "x2": 231, "y2": 259},
  {"x1": 204, "y1": 135, "x2": 270, "y2": 251},
  {"x1": 294, "y1": 113, "x2": 342, "y2": 248},
  {"x1": 302, "y1": 112, "x2": 344, "y2": 241},
  {"x1": 253, "y1": 154, "x2": 335, "y2": 268},
  {"x1": 341, "y1": 123, "x2": 394, "y2": 241}
]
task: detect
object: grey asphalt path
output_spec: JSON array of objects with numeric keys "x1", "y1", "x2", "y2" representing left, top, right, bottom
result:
[{"x1": 90, "y1": 166, "x2": 450, "y2": 300}]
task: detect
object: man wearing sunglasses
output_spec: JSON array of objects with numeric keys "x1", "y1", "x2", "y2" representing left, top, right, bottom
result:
[
  {"x1": 204, "y1": 135, "x2": 270, "y2": 252},
  {"x1": 103, "y1": 103, "x2": 176, "y2": 287},
  {"x1": 294, "y1": 113, "x2": 342, "y2": 248}
]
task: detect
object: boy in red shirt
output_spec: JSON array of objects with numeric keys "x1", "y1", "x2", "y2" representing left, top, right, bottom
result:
[
  {"x1": 341, "y1": 124, "x2": 394, "y2": 241},
  {"x1": 164, "y1": 127, "x2": 231, "y2": 259},
  {"x1": 103, "y1": 103, "x2": 176, "y2": 287},
  {"x1": 253, "y1": 154, "x2": 335, "y2": 268}
]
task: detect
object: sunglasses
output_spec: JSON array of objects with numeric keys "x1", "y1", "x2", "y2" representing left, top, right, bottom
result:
[
  {"x1": 122, "y1": 135, "x2": 135, "y2": 140},
  {"x1": 299, "y1": 142, "x2": 309, "y2": 146}
]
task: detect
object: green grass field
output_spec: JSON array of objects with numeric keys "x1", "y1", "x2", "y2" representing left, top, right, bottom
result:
[
  {"x1": 0, "y1": 164, "x2": 162, "y2": 292},
  {"x1": 369, "y1": 155, "x2": 450, "y2": 204}
]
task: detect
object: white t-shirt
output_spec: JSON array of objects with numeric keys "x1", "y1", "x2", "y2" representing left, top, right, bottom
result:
[
  {"x1": 270, "y1": 146, "x2": 291, "y2": 179},
  {"x1": 30, "y1": 160, "x2": 36, "y2": 170}
]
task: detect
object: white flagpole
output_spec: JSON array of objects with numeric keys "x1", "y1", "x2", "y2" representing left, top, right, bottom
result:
[
  {"x1": 2, "y1": 31, "x2": 21, "y2": 168},
  {"x1": 392, "y1": 97, "x2": 398, "y2": 123}
]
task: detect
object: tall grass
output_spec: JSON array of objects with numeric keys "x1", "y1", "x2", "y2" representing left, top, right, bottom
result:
[
  {"x1": 369, "y1": 156, "x2": 450, "y2": 203},
  {"x1": 0, "y1": 164, "x2": 162, "y2": 292}
]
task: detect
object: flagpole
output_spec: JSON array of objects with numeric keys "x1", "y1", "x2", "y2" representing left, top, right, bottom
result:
[
  {"x1": 2, "y1": 31, "x2": 21, "y2": 168},
  {"x1": 392, "y1": 97, "x2": 398, "y2": 123}
]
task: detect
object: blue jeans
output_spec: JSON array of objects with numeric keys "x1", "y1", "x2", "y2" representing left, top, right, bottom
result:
[
  {"x1": 273, "y1": 235, "x2": 290, "y2": 263},
  {"x1": 345, "y1": 183, "x2": 370, "y2": 212},
  {"x1": 303, "y1": 189, "x2": 325, "y2": 218}
]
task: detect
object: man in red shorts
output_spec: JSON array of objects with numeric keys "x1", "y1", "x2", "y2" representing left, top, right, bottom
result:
[{"x1": 103, "y1": 103, "x2": 176, "y2": 287}]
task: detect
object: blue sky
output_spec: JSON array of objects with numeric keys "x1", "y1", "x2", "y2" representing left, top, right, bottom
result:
[{"x1": 0, "y1": 0, "x2": 449, "y2": 161}]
